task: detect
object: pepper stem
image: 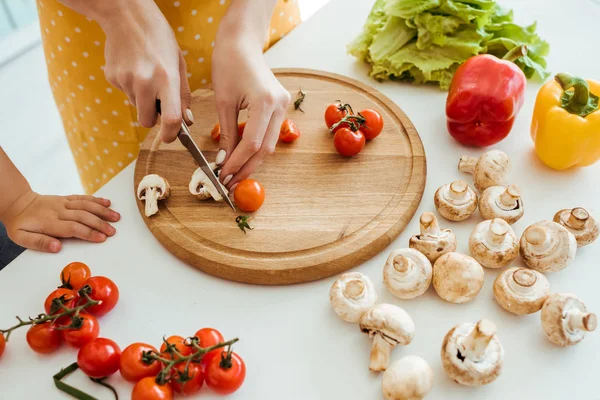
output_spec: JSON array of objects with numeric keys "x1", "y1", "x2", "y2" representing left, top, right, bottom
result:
[
  {"x1": 555, "y1": 73, "x2": 599, "y2": 117},
  {"x1": 502, "y1": 45, "x2": 528, "y2": 62}
]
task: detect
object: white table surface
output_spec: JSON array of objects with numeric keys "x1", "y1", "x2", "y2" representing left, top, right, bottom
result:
[{"x1": 2, "y1": 0, "x2": 600, "y2": 398}]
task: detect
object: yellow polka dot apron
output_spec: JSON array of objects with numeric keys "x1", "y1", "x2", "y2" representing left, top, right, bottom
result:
[{"x1": 36, "y1": 0, "x2": 300, "y2": 194}]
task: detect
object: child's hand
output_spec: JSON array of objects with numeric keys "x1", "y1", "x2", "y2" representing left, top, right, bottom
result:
[{"x1": 3, "y1": 191, "x2": 120, "y2": 253}]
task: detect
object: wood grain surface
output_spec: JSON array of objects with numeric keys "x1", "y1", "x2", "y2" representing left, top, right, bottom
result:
[{"x1": 134, "y1": 69, "x2": 426, "y2": 285}]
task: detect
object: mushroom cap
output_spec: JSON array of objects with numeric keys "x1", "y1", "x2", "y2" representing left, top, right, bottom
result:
[
  {"x1": 382, "y1": 356, "x2": 434, "y2": 400},
  {"x1": 441, "y1": 321, "x2": 504, "y2": 387},
  {"x1": 434, "y1": 181, "x2": 478, "y2": 221},
  {"x1": 409, "y1": 213, "x2": 456, "y2": 263},
  {"x1": 520, "y1": 221, "x2": 577, "y2": 272},
  {"x1": 383, "y1": 249, "x2": 432, "y2": 300},
  {"x1": 541, "y1": 293, "x2": 597, "y2": 347},
  {"x1": 479, "y1": 185, "x2": 524, "y2": 225},
  {"x1": 189, "y1": 163, "x2": 227, "y2": 201},
  {"x1": 329, "y1": 272, "x2": 377, "y2": 323},
  {"x1": 473, "y1": 150, "x2": 511, "y2": 191},
  {"x1": 137, "y1": 174, "x2": 170, "y2": 200},
  {"x1": 359, "y1": 304, "x2": 415, "y2": 346},
  {"x1": 493, "y1": 267, "x2": 550, "y2": 315},
  {"x1": 468, "y1": 219, "x2": 519, "y2": 269},
  {"x1": 433, "y1": 253, "x2": 484, "y2": 304},
  {"x1": 553, "y1": 208, "x2": 599, "y2": 247}
]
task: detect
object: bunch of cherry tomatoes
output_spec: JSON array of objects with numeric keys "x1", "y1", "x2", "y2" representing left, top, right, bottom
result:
[{"x1": 325, "y1": 101, "x2": 384, "y2": 156}]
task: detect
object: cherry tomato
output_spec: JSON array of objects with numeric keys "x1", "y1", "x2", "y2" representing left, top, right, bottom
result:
[
  {"x1": 325, "y1": 102, "x2": 349, "y2": 131},
  {"x1": 237, "y1": 121, "x2": 246, "y2": 137},
  {"x1": 60, "y1": 262, "x2": 91, "y2": 290},
  {"x1": 211, "y1": 122, "x2": 247, "y2": 141},
  {"x1": 82, "y1": 276, "x2": 119, "y2": 316},
  {"x1": 62, "y1": 312, "x2": 99, "y2": 348},
  {"x1": 205, "y1": 351, "x2": 246, "y2": 395},
  {"x1": 132, "y1": 377, "x2": 173, "y2": 400},
  {"x1": 120, "y1": 343, "x2": 162, "y2": 383},
  {"x1": 279, "y1": 119, "x2": 300, "y2": 143},
  {"x1": 77, "y1": 338, "x2": 121, "y2": 378},
  {"x1": 44, "y1": 288, "x2": 78, "y2": 316},
  {"x1": 26, "y1": 323, "x2": 62, "y2": 354},
  {"x1": 233, "y1": 179, "x2": 265, "y2": 213},
  {"x1": 194, "y1": 328, "x2": 224, "y2": 368},
  {"x1": 171, "y1": 362, "x2": 204, "y2": 395},
  {"x1": 359, "y1": 109, "x2": 384, "y2": 140},
  {"x1": 333, "y1": 127, "x2": 365, "y2": 157},
  {"x1": 0, "y1": 334, "x2": 5, "y2": 358},
  {"x1": 160, "y1": 335, "x2": 193, "y2": 360}
]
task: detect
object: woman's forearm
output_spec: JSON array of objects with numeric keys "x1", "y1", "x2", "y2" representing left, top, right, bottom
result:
[
  {"x1": 56, "y1": 0, "x2": 153, "y2": 27},
  {"x1": 218, "y1": 0, "x2": 278, "y2": 48},
  {"x1": 0, "y1": 148, "x2": 33, "y2": 223}
]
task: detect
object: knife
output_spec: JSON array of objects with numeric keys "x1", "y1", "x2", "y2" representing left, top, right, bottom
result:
[{"x1": 156, "y1": 100, "x2": 236, "y2": 211}]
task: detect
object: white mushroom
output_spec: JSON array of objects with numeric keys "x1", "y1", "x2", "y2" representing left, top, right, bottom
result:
[
  {"x1": 433, "y1": 253, "x2": 484, "y2": 304},
  {"x1": 520, "y1": 221, "x2": 577, "y2": 273},
  {"x1": 383, "y1": 249, "x2": 432, "y2": 300},
  {"x1": 382, "y1": 356, "x2": 434, "y2": 400},
  {"x1": 553, "y1": 207, "x2": 599, "y2": 247},
  {"x1": 493, "y1": 267, "x2": 550, "y2": 315},
  {"x1": 136, "y1": 174, "x2": 171, "y2": 217},
  {"x1": 189, "y1": 162, "x2": 228, "y2": 201},
  {"x1": 329, "y1": 272, "x2": 377, "y2": 323},
  {"x1": 458, "y1": 150, "x2": 511, "y2": 192},
  {"x1": 479, "y1": 185, "x2": 524, "y2": 224},
  {"x1": 441, "y1": 319, "x2": 504, "y2": 387},
  {"x1": 468, "y1": 219, "x2": 519, "y2": 269},
  {"x1": 359, "y1": 304, "x2": 415, "y2": 372},
  {"x1": 409, "y1": 212, "x2": 457, "y2": 263},
  {"x1": 541, "y1": 293, "x2": 597, "y2": 347},
  {"x1": 434, "y1": 180, "x2": 478, "y2": 221}
]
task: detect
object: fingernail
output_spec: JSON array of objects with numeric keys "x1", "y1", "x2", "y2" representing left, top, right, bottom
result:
[
  {"x1": 96, "y1": 232, "x2": 107, "y2": 242},
  {"x1": 185, "y1": 109, "x2": 194, "y2": 124},
  {"x1": 108, "y1": 225, "x2": 116, "y2": 235},
  {"x1": 230, "y1": 183, "x2": 238, "y2": 193},
  {"x1": 216, "y1": 149, "x2": 227, "y2": 165},
  {"x1": 111, "y1": 211, "x2": 120, "y2": 220},
  {"x1": 49, "y1": 241, "x2": 61, "y2": 252},
  {"x1": 223, "y1": 174, "x2": 233, "y2": 185}
]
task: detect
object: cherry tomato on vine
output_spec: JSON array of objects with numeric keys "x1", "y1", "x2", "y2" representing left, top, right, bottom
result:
[
  {"x1": 194, "y1": 328, "x2": 224, "y2": 368},
  {"x1": 171, "y1": 362, "x2": 204, "y2": 395},
  {"x1": 233, "y1": 179, "x2": 265, "y2": 213},
  {"x1": 325, "y1": 101, "x2": 349, "y2": 131},
  {"x1": 160, "y1": 335, "x2": 193, "y2": 360},
  {"x1": 77, "y1": 338, "x2": 121, "y2": 378},
  {"x1": 62, "y1": 312, "x2": 99, "y2": 348},
  {"x1": 237, "y1": 121, "x2": 247, "y2": 137},
  {"x1": 333, "y1": 127, "x2": 365, "y2": 157},
  {"x1": 44, "y1": 288, "x2": 78, "y2": 316},
  {"x1": 211, "y1": 122, "x2": 247, "y2": 141},
  {"x1": 120, "y1": 342, "x2": 162, "y2": 383},
  {"x1": 205, "y1": 351, "x2": 246, "y2": 395},
  {"x1": 279, "y1": 119, "x2": 300, "y2": 143},
  {"x1": 26, "y1": 322, "x2": 62, "y2": 354},
  {"x1": 60, "y1": 262, "x2": 91, "y2": 290},
  {"x1": 358, "y1": 109, "x2": 384, "y2": 140},
  {"x1": 132, "y1": 377, "x2": 173, "y2": 400},
  {"x1": 82, "y1": 276, "x2": 119, "y2": 316},
  {"x1": 0, "y1": 334, "x2": 5, "y2": 358}
]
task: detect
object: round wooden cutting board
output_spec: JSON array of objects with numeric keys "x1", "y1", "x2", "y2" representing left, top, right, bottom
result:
[{"x1": 134, "y1": 69, "x2": 426, "y2": 285}]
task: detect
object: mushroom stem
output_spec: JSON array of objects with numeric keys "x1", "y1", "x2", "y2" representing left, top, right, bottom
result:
[
  {"x1": 144, "y1": 187, "x2": 159, "y2": 217},
  {"x1": 448, "y1": 181, "x2": 468, "y2": 201},
  {"x1": 566, "y1": 309, "x2": 598, "y2": 332},
  {"x1": 458, "y1": 320, "x2": 496, "y2": 363},
  {"x1": 392, "y1": 255, "x2": 411, "y2": 273},
  {"x1": 344, "y1": 279, "x2": 365, "y2": 300},
  {"x1": 370, "y1": 334, "x2": 393, "y2": 372},
  {"x1": 524, "y1": 226, "x2": 551, "y2": 251},
  {"x1": 458, "y1": 156, "x2": 476, "y2": 174},
  {"x1": 567, "y1": 208, "x2": 589, "y2": 230},
  {"x1": 420, "y1": 212, "x2": 441, "y2": 237},
  {"x1": 487, "y1": 219, "x2": 508, "y2": 245},
  {"x1": 499, "y1": 185, "x2": 520, "y2": 208}
]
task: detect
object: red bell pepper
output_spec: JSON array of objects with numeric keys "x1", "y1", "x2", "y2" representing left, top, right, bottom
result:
[{"x1": 445, "y1": 47, "x2": 527, "y2": 147}]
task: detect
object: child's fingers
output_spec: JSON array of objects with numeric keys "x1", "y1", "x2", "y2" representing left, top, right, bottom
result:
[
  {"x1": 66, "y1": 199, "x2": 120, "y2": 222},
  {"x1": 48, "y1": 221, "x2": 107, "y2": 243},
  {"x1": 66, "y1": 194, "x2": 111, "y2": 207},
  {"x1": 12, "y1": 230, "x2": 61, "y2": 253},
  {"x1": 59, "y1": 209, "x2": 116, "y2": 237}
]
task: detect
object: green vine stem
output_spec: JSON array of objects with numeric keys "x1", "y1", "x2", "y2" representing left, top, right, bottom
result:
[
  {"x1": 53, "y1": 362, "x2": 118, "y2": 400},
  {"x1": 329, "y1": 112, "x2": 366, "y2": 133},
  {"x1": 555, "y1": 73, "x2": 599, "y2": 117}
]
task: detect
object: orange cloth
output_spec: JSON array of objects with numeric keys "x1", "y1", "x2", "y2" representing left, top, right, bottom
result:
[{"x1": 36, "y1": 0, "x2": 300, "y2": 193}]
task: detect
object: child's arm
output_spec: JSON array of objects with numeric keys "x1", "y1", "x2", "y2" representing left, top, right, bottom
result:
[{"x1": 0, "y1": 147, "x2": 120, "y2": 253}]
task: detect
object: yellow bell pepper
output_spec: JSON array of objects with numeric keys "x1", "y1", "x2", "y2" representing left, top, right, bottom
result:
[{"x1": 531, "y1": 73, "x2": 600, "y2": 170}]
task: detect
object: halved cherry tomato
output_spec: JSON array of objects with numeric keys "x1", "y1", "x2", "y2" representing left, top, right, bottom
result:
[
  {"x1": 77, "y1": 337, "x2": 121, "y2": 378},
  {"x1": 44, "y1": 288, "x2": 78, "y2": 316},
  {"x1": 171, "y1": 362, "x2": 204, "y2": 395},
  {"x1": 237, "y1": 121, "x2": 246, "y2": 137},
  {"x1": 26, "y1": 322, "x2": 62, "y2": 354},
  {"x1": 333, "y1": 127, "x2": 365, "y2": 157},
  {"x1": 120, "y1": 342, "x2": 162, "y2": 383},
  {"x1": 325, "y1": 101, "x2": 349, "y2": 131},
  {"x1": 211, "y1": 122, "x2": 247, "y2": 141},
  {"x1": 279, "y1": 119, "x2": 300, "y2": 143},
  {"x1": 82, "y1": 276, "x2": 119, "y2": 316},
  {"x1": 62, "y1": 312, "x2": 99, "y2": 348},
  {"x1": 233, "y1": 179, "x2": 265, "y2": 212},
  {"x1": 0, "y1": 334, "x2": 5, "y2": 358},
  {"x1": 160, "y1": 335, "x2": 193, "y2": 360},
  {"x1": 132, "y1": 377, "x2": 173, "y2": 400},
  {"x1": 359, "y1": 109, "x2": 383, "y2": 140},
  {"x1": 60, "y1": 262, "x2": 91, "y2": 290},
  {"x1": 194, "y1": 328, "x2": 224, "y2": 368},
  {"x1": 205, "y1": 351, "x2": 246, "y2": 395}
]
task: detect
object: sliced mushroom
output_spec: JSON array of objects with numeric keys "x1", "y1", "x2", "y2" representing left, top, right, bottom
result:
[
  {"x1": 189, "y1": 162, "x2": 228, "y2": 201},
  {"x1": 136, "y1": 174, "x2": 171, "y2": 217},
  {"x1": 520, "y1": 221, "x2": 577, "y2": 273},
  {"x1": 409, "y1": 212, "x2": 457, "y2": 263},
  {"x1": 441, "y1": 319, "x2": 504, "y2": 387},
  {"x1": 383, "y1": 248, "x2": 432, "y2": 300},
  {"x1": 458, "y1": 150, "x2": 511, "y2": 192},
  {"x1": 329, "y1": 272, "x2": 377, "y2": 323},
  {"x1": 493, "y1": 267, "x2": 550, "y2": 315},
  {"x1": 433, "y1": 252, "x2": 484, "y2": 304},
  {"x1": 479, "y1": 185, "x2": 524, "y2": 224},
  {"x1": 541, "y1": 293, "x2": 597, "y2": 347},
  {"x1": 553, "y1": 207, "x2": 599, "y2": 247},
  {"x1": 359, "y1": 303, "x2": 415, "y2": 372},
  {"x1": 468, "y1": 219, "x2": 519, "y2": 269},
  {"x1": 434, "y1": 180, "x2": 478, "y2": 221},
  {"x1": 382, "y1": 355, "x2": 434, "y2": 400}
]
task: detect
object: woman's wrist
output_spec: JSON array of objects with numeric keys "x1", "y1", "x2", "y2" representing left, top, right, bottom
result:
[{"x1": 217, "y1": 0, "x2": 277, "y2": 50}]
